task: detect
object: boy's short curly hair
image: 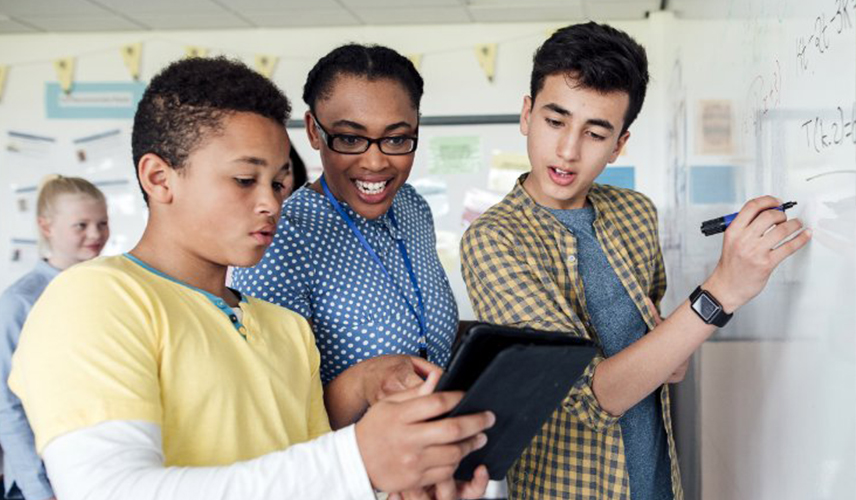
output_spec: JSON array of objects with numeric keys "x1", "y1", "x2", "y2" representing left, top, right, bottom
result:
[
  {"x1": 531, "y1": 22, "x2": 649, "y2": 134},
  {"x1": 132, "y1": 57, "x2": 291, "y2": 203}
]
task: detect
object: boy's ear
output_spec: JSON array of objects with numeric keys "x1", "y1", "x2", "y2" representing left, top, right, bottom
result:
[
  {"x1": 520, "y1": 95, "x2": 533, "y2": 136},
  {"x1": 138, "y1": 153, "x2": 174, "y2": 204},
  {"x1": 609, "y1": 130, "x2": 631, "y2": 163},
  {"x1": 305, "y1": 111, "x2": 322, "y2": 151},
  {"x1": 36, "y1": 216, "x2": 52, "y2": 239}
]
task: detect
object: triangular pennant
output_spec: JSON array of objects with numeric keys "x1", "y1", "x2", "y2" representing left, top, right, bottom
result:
[
  {"x1": 0, "y1": 65, "x2": 7, "y2": 103},
  {"x1": 407, "y1": 54, "x2": 423, "y2": 72},
  {"x1": 121, "y1": 43, "x2": 142, "y2": 80},
  {"x1": 474, "y1": 43, "x2": 497, "y2": 83},
  {"x1": 185, "y1": 46, "x2": 209, "y2": 59},
  {"x1": 54, "y1": 57, "x2": 75, "y2": 93},
  {"x1": 254, "y1": 54, "x2": 279, "y2": 79}
]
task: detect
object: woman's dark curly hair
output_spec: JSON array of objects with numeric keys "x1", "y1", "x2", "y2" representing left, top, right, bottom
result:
[
  {"x1": 302, "y1": 44, "x2": 423, "y2": 113},
  {"x1": 131, "y1": 57, "x2": 291, "y2": 203}
]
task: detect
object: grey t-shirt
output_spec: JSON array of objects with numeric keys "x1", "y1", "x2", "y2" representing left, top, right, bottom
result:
[{"x1": 547, "y1": 205, "x2": 672, "y2": 500}]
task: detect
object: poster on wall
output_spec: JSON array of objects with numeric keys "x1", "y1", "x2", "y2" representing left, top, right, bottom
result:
[
  {"x1": 45, "y1": 82, "x2": 146, "y2": 119},
  {"x1": 696, "y1": 99, "x2": 734, "y2": 155}
]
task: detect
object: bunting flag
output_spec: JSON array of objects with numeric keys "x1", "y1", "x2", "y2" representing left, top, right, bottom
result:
[
  {"x1": 54, "y1": 57, "x2": 75, "y2": 93},
  {"x1": 407, "y1": 54, "x2": 423, "y2": 72},
  {"x1": 185, "y1": 46, "x2": 209, "y2": 59},
  {"x1": 121, "y1": 43, "x2": 142, "y2": 80},
  {"x1": 474, "y1": 43, "x2": 497, "y2": 83},
  {"x1": 0, "y1": 65, "x2": 7, "y2": 102},
  {"x1": 254, "y1": 54, "x2": 278, "y2": 79}
]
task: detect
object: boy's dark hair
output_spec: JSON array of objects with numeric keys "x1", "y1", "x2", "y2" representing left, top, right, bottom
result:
[
  {"x1": 303, "y1": 44, "x2": 423, "y2": 113},
  {"x1": 531, "y1": 22, "x2": 649, "y2": 133},
  {"x1": 132, "y1": 57, "x2": 291, "y2": 203}
]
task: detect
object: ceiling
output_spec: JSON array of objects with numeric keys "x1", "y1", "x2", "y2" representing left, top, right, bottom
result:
[{"x1": 0, "y1": 0, "x2": 745, "y2": 34}]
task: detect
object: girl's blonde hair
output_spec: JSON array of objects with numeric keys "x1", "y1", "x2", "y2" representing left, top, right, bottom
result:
[
  {"x1": 36, "y1": 175, "x2": 107, "y2": 254},
  {"x1": 36, "y1": 174, "x2": 106, "y2": 218}
]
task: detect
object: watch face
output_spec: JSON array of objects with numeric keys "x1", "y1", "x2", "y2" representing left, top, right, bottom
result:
[{"x1": 692, "y1": 293, "x2": 721, "y2": 321}]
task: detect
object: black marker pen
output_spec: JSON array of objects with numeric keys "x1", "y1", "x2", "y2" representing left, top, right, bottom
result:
[{"x1": 701, "y1": 201, "x2": 797, "y2": 236}]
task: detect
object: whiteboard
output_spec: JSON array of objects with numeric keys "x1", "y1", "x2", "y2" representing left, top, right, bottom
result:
[{"x1": 659, "y1": 2, "x2": 856, "y2": 498}]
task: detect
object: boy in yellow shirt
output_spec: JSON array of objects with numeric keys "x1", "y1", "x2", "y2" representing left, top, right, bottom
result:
[{"x1": 10, "y1": 57, "x2": 492, "y2": 500}]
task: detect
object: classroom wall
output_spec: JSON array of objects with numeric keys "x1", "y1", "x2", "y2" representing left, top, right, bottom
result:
[{"x1": 0, "y1": 19, "x2": 667, "y2": 309}]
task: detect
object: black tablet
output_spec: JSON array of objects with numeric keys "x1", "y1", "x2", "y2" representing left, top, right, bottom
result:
[{"x1": 436, "y1": 323, "x2": 598, "y2": 481}]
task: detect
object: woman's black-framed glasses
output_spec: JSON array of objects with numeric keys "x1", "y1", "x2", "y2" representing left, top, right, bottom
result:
[{"x1": 312, "y1": 116, "x2": 418, "y2": 155}]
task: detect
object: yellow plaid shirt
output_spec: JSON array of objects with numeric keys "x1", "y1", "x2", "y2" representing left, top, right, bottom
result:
[{"x1": 461, "y1": 175, "x2": 682, "y2": 500}]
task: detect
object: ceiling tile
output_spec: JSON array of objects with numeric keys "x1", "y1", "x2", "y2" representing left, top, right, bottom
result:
[
  {"x1": 0, "y1": 0, "x2": 108, "y2": 16},
  {"x1": 94, "y1": 0, "x2": 228, "y2": 15},
  {"x1": 0, "y1": 18, "x2": 40, "y2": 33},
  {"x1": 338, "y1": 0, "x2": 463, "y2": 7},
  {"x1": 668, "y1": 0, "x2": 740, "y2": 19},
  {"x1": 129, "y1": 13, "x2": 253, "y2": 30},
  {"x1": 355, "y1": 6, "x2": 471, "y2": 25},
  {"x1": 468, "y1": 5, "x2": 586, "y2": 22},
  {"x1": 16, "y1": 14, "x2": 146, "y2": 31},
  {"x1": 240, "y1": 9, "x2": 361, "y2": 27},
  {"x1": 215, "y1": 0, "x2": 341, "y2": 9},
  {"x1": 585, "y1": 1, "x2": 657, "y2": 20},
  {"x1": 468, "y1": 0, "x2": 575, "y2": 5}
]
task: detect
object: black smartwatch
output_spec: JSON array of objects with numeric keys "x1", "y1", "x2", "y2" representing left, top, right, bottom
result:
[{"x1": 689, "y1": 286, "x2": 733, "y2": 327}]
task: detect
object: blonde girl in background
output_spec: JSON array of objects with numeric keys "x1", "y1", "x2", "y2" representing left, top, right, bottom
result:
[{"x1": 0, "y1": 175, "x2": 109, "y2": 500}]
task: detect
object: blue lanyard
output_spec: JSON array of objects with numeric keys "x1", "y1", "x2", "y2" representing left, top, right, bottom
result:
[{"x1": 320, "y1": 176, "x2": 429, "y2": 359}]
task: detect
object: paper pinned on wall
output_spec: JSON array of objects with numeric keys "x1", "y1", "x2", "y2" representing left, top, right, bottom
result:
[
  {"x1": 53, "y1": 57, "x2": 75, "y2": 93},
  {"x1": 596, "y1": 166, "x2": 636, "y2": 190},
  {"x1": 461, "y1": 188, "x2": 503, "y2": 229},
  {"x1": 407, "y1": 54, "x2": 423, "y2": 72},
  {"x1": 255, "y1": 55, "x2": 278, "y2": 79},
  {"x1": 0, "y1": 65, "x2": 8, "y2": 103},
  {"x1": 411, "y1": 177, "x2": 450, "y2": 217},
  {"x1": 73, "y1": 129, "x2": 127, "y2": 174},
  {"x1": 121, "y1": 43, "x2": 142, "y2": 80},
  {"x1": 487, "y1": 151, "x2": 529, "y2": 192},
  {"x1": 185, "y1": 46, "x2": 209, "y2": 59},
  {"x1": 689, "y1": 165, "x2": 740, "y2": 204},
  {"x1": 696, "y1": 100, "x2": 734, "y2": 155},
  {"x1": 428, "y1": 136, "x2": 482, "y2": 175},
  {"x1": 474, "y1": 43, "x2": 497, "y2": 83},
  {"x1": 5, "y1": 131, "x2": 57, "y2": 167}
]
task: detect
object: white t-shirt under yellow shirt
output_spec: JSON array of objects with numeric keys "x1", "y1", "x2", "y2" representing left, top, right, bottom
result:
[{"x1": 9, "y1": 254, "x2": 331, "y2": 465}]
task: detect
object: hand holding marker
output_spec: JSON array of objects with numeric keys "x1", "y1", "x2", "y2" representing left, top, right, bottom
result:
[{"x1": 701, "y1": 201, "x2": 797, "y2": 236}]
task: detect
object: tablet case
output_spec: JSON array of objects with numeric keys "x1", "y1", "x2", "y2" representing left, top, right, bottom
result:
[{"x1": 436, "y1": 324, "x2": 598, "y2": 481}]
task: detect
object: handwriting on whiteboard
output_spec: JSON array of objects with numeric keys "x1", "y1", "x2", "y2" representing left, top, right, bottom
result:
[
  {"x1": 796, "y1": 0, "x2": 856, "y2": 73},
  {"x1": 801, "y1": 103, "x2": 856, "y2": 153}
]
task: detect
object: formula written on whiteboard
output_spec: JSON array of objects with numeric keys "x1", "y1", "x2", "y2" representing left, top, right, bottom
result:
[
  {"x1": 800, "y1": 103, "x2": 856, "y2": 153},
  {"x1": 796, "y1": 0, "x2": 856, "y2": 73}
]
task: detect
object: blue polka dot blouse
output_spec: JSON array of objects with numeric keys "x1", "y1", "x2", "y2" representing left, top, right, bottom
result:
[{"x1": 232, "y1": 184, "x2": 458, "y2": 384}]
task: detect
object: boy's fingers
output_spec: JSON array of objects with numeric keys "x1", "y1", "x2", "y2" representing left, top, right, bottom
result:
[
  {"x1": 727, "y1": 196, "x2": 781, "y2": 232},
  {"x1": 432, "y1": 479, "x2": 457, "y2": 500},
  {"x1": 457, "y1": 465, "x2": 491, "y2": 499},
  {"x1": 410, "y1": 356, "x2": 443, "y2": 379},
  {"x1": 383, "y1": 372, "x2": 443, "y2": 404},
  {"x1": 761, "y1": 218, "x2": 803, "y2": 250},
  {"x1": 416, "y1": 433, "x2": 488, "y2": 469},
  {"x1": 771, "y1": 228, "x2": 812, "y2": 266},
  {"x1": 748, "y1": 207, "x2": 787, "y2": 238},
  {"x1": 416, "y1": 411, "x2": 495, "y2": 445},
  {"x1": 395, "y1": 390, "x2": 464, "y2": 421}
]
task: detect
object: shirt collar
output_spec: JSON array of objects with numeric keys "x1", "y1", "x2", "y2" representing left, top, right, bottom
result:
[
  {"x1": 303, "y1": 184, "x2": 401, "y2": 238},
  {"x1": 35, "y1": 258, "x2": 62, "y2": 280},
  {"x1": 511, "y1": 173, "x2": 608, "y2": 225}
]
